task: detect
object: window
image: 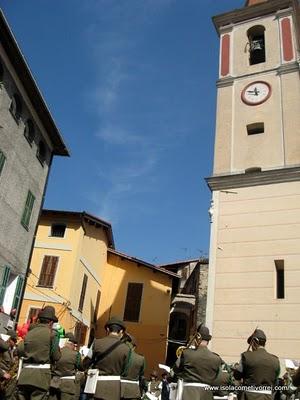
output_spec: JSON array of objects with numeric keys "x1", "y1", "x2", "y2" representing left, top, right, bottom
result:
[
  {"x1": 21, "y1": 191, "x2": 35, "y2": 230},
  {"x1": 94, "y1": 290, "x2": 101, "y2": 323},
  {"x1": 9, "y1": 94, "x2": 22, "y2": 122},
  {"x1": 247, "y1": 122, "x2": 264, "y2": 135},
  {"x1": 275, "y1": 260, "x2": 285, "y2": 299},
  {"x1": 245, "y1": 167, "x2": 262, "y2": 174},
  {"x1": 74, "y1": 322, "x2": 87, "y2": 346},
  {"x1": 0, "y1": 150, "x2": 6, "y2": 178},
  {"x1": 12, "y1": 276, "x2": 24, "y2": 311},
  {"x1": 123, "y1": 282, "x2": 143, "y2": 322},
  {"x1": 28, "y1": 307, "x2": 41, "y2": 321},
  {"x1": 50, "y1": 224, "x2": 66, "y2": 238},
  {"x1": 37, "y1": 141, "x2": 47, "y2": 165},
  {"x1": 37, "y1": 256, "x2": 59, "y2": 287},
  {"x1": 0, "y1": 265, "x2": 11, "y2": 306},
  {"x1": 78, "y1": 274, "x2": 88, "y2": 312},
  {"x1": 247, "y1": 25, "x2": 266, "y2": 65},
  {"x1": 24, "y1": 119, "x2": 35, "y2": 145}
]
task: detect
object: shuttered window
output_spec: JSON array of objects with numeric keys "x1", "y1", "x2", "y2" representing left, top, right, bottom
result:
[
  {"x1": 21, "y1": 191, "x2": 35, "y2": 230},
  {"x1": 0, "y1": 265, "x2": 10, "y2": 305},
  {"x1": 37, "y1": 256, "x2": 59, "y2": 287},
  {"x1": 74, "y1": 322, "x2": 87, "y2": 346},
  {"x1": 0, "y1": 150, "x2": 6, "y2": 178},
  {"x1": 78, "y1": 274, "x2": 88, "y2": 312},
  {"x1": 28, "y1": 307, "x2": 41, "y2": 320},
  {"x1": 94, "y1": 290, "x2": 101, "y2": 322},
  {"x1": 12, "y1": 275, "x2": 25, "y2": 311},
  {"x1": 123, "y1": 283, "x2": 143, "y2": 322}
]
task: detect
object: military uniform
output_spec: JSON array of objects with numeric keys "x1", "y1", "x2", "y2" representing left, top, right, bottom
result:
[
  {"x1": 49, "y1": 333, "x2": 83, "y2": 400},
  {"x1": 234, "y1": 329, "x2": 280, "y2": 400},
  {"x1": 121, "y1": 350, "x2": 145, "y2": 399},
  {"x1": 84, "y1": 317, "x2": 130, "y2": 400},
  {"x1": 173, "y1": 325, "x2": 224, "y2": 400},
  {"x1": 0, "y1": 329, "x2": 18, "y2": 400},
  {"x1": 17, "y1": 306, "x2": 61, "y2": 400}
]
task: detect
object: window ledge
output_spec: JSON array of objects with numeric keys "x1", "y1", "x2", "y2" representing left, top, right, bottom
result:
[{"x1": 36, "y1": 285, "x2": 54, "y2": 289}]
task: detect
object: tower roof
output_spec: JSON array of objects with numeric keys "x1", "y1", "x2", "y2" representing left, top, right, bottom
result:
[{"x1": 245, "y1": 0, "x2": 268, "y2": 6}]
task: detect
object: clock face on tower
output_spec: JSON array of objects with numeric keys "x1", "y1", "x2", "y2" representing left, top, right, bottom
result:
[{"x1": 241, "y1": 81, "x2": 272, "y2": 106}]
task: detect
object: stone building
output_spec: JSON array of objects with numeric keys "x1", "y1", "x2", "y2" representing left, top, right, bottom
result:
[
  {"x1": 0, "y1": 10, "x2": 69, "y2": 331},
  {"x1": 206, "y1": 0, "x2": 300, "y2": 362},
  {"x1": 159, "y1": 258, "x2": 209, "y2": 365}
]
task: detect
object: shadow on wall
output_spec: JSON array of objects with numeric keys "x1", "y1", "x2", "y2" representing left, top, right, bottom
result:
[{"x1": 93, "y1": 252, "x2": 173, "y2": 376}]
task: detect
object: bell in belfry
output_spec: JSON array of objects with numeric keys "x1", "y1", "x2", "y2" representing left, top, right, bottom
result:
[{"x1": 250, "y1": 39, "x2": 264, "y2": 51}]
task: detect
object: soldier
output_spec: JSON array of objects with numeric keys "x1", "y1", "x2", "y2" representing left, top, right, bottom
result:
[
  {"x1": 49, "y1": 332, "x2": 83, "y2": 400},
  {"x1": 233, "y1": 329, "x2": 280, "y2": 400},
  {"x1": 17, "y1": 305, "x2": 61, "y2": 400},
  {"x1": 0, "y1": 329, "x2": 18, "y2": 400},
  {"x1": 83, "y1": 316, "x2": 131, "y2": 400},
  {"x1": 121, "y1": 334, "x2": 146, "y2": 400},
  {"x1": 173, "y1": 325, "x2": 225, "y2": 400}
]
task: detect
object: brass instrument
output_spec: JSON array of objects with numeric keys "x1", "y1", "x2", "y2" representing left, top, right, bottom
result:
[
  {"x1": 0, "y1": 357, "x2": 19, "y2": 391},
  {"x1": 176, "y1": 330, "x2": 203, "y2": 358}
]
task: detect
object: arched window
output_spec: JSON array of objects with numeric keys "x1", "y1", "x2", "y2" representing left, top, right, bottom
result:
[
  {"x1": 9, "y1": 94, "x2": 22, "y2": 122},
  {"x1": 0, "y1": 61, "x2": 4, "y2": 83},
  {"x1": 37, "y1": 140, "x2": 47, "y2": 165},
  {"x1": 247, "y1": 25, "x2": 266, "y2": 65},
  {"x1": 24, "y1": 119, "x2": 35, "y2": 145}
]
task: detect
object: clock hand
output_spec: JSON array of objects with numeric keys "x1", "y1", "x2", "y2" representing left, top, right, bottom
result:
[{"x1": 246, "y1": 89, "x2": 260, "y2": 95}]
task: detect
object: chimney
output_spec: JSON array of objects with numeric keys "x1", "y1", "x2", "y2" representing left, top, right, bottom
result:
[{"x1": 245, "y1": 0, "x2": 268, "y2": 6}]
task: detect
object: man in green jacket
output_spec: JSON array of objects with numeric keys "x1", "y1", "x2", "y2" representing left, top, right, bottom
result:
[
  {"x1": 17, "y1": 306, "x2": 61, "y2": 400},
  {"x1": 173, "y1": 325, "x2": 225, "y2": 400},
  {"x1": 233, "y1": 329, "x2": 280, "y2": 400},
  {"x1": 0, "y1": 329, "x2": 18, "y2": 400},
  {"x1": 121, "y1": 334, "x2": 145, "y2": 400},
  {"x1": 49, "y1": 332, "x2": 83, "y2": 400},
  {"x1": 83, "y1": 316, "x2": 131, "y2": 400}
]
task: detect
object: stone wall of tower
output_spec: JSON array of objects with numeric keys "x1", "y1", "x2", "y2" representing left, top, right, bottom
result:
[{"x1": 208, "y1": 181, "x2": 300, "y2": 362}]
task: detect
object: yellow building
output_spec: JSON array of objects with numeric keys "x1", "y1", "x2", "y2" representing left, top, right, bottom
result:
[
  {"x1": 97, "y1": 249, "x2": 177, "y2": 374},
  {"x1": 19, "y1": 210, "x2": 177, "y2": 372},
  {"x1": 19, "y1": 209, "x2": 114, "y2": 346}
]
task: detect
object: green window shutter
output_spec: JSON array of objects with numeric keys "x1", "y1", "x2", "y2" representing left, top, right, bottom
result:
[
  {"x1": 0, "y1": 150, "x2": 6, "y2": 177},
  {"x1": 21, "y1": 191, "x2": 35, "y2": 230},
  {"x1": 0, "y1": 265, "x2": 11, "y2": 305},
  {"x1": 12, "y1": 275, "x2": 24, "y2": 311}
]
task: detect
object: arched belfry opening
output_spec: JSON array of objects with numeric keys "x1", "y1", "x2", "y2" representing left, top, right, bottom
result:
[{"x1": 247, "y1": 25, "x2": 266, "y2": 65}]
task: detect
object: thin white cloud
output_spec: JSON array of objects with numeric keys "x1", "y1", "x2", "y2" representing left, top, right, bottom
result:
[{"x1": 95, "y1": 125, "x2": 146, "y2": 146}]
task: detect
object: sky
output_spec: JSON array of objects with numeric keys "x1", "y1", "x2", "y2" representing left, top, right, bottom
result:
[{"x1": 0, "y1": 0, "x2": 243, "y2": 265}]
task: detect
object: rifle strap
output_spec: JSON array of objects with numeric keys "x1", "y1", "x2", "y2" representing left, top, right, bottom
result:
[{"x1": 92, "y1": 340, "x2": 123, "y2": 367}]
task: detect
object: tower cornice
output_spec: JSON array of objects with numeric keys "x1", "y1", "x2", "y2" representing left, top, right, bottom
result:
[
  {"x1": 206, "y1": 166, "x2": 300, "y2": 191},
  {"x1": 213, "y1": 0, "x2": 293, "y2": 36}
]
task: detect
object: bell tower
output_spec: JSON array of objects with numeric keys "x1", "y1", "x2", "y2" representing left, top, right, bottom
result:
[{"x1": 206, "y1": 0, "x2": 300, "y2": 361}]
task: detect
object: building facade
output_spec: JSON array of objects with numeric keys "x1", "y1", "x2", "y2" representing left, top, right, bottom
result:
[
  {"x1": 160, "y1": 259, "x2": 209, "y2": 365},
  {"x1": 98, "y1": 249, "x2": 177, "y2": 375},
  {"x1": 0, "y1": 10, "x2": 69, "y2": 331},
  {"x1": 206, "y1": 0, "x2": 300, "y2": 362},
  {"x1": 18, "y1": 210, "x2": 114, "y2": 346}
]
